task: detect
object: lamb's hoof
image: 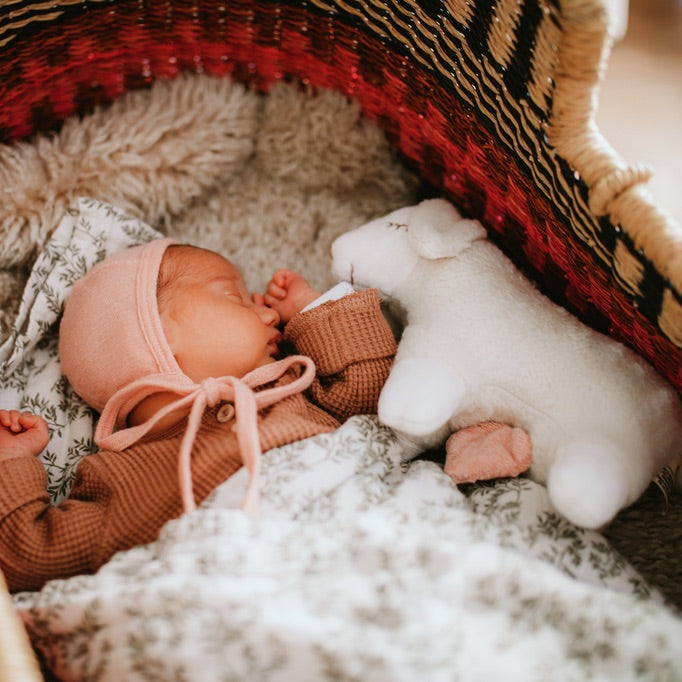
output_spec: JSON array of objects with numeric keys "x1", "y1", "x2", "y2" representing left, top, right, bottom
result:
[
  {"x1": 547, "y1": 439, "x2": 629, "y2": 529},
  {"x1": 444, "y1": 422, "x2": 532, "y2": 484}
]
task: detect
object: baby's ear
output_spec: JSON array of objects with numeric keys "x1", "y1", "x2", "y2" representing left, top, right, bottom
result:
[{"x1": 158, "y1": 309, "x2": 182, "y2": 354}]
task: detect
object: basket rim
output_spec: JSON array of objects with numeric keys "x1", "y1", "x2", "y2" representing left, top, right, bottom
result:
[{"x1": 547, "y1": 0, "x2": 682, "y2": 288}]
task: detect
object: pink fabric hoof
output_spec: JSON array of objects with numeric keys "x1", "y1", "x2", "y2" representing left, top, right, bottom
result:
[{"x1": 444, "y1": 422, "x2": 532, "y2": 484}]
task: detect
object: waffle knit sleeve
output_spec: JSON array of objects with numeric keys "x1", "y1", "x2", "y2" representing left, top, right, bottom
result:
[
  {"x1": 0, "y1": 455, "x2": 110, "y2": 592},
  {"x1": 283, "y1": 288, "x2": 397, "y2": 420},
  {"x1": 0, "y1": 431, "x2": 244, "y2": 593}
]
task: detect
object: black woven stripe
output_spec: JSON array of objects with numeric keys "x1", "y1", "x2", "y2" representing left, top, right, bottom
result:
[
  {"x1": 402, "y1": 7, "x2": 565, "y2": 204},
  {"x1": 616, "y1": 228, "x2": 666, "y2": 324},
  {"x1": 597, "y1": 216, "x2": 617, "y2": 253},
  {"x1": 380, "y1": 1, "x2": 547, "y2": 137},
  {"x1": 0, "y1": 0, "x2": 47, "y2": 31},
  {"x1": 0, "y1": 0, "x2": 120, "y2": 45},
  {"x1": 355, "y1": 0, "x2": 549, "y2": 120},
  {"x1": 0, "y1": 0, "x2": 63, "y2": 31},
  {"x1": 465, "y1": 0, "x2": 497, "y2": 61},
  {"x1": 375, "y1": 0, "x2": 546, "y2": 132},
  {"x1": 504, "y1": 0, "x2": 544, "y2": 103}
]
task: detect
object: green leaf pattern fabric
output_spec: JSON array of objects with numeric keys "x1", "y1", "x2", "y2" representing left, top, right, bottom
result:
[{"x1": 0, "y1": 198, "x2": 162, "y2": 502}]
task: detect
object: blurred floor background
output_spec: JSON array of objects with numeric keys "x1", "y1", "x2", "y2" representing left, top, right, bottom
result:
[{"x1": 597, "y1": 0, "x2": 682, "y2": 227}]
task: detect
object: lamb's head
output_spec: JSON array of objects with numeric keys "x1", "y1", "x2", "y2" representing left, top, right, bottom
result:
[
  {"x1": 332, "y1": 205, "x2": 419, "y2": 296},
  {"x1": 331, "y1": 198, "x2": 487, "y2": 297}
]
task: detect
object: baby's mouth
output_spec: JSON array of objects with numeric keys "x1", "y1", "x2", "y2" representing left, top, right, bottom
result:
[{"x1": 268, "y1": 332, "x2": 283, "y2": 354}]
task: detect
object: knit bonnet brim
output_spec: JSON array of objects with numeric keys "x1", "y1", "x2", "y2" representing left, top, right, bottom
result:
[{"x1": 59, "y1": 237, "x2": 180, "y2": 418}]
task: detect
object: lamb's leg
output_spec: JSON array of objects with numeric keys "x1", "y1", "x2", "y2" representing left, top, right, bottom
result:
[
  {"x1": 378, "y1": 357, "x2": 465, "y2": 437},
  {"x1": 547, "y1": 438, "x2": 631, "y2": 529},
  {"x1": 444, "y1": 422, "x2": 532, "y2": 483}
]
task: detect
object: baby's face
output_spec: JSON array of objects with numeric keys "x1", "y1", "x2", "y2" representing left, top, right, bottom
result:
[{"x1": 158, "y1": 248, "x2": 281, "y2": 382}]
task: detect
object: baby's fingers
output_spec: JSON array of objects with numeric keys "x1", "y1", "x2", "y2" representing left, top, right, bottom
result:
[
  {"x1": 271, "y1": 269, "x2": 289, "y2": 287},
  {"x1": 271, "y1": 269, "x2": 301, "y2": 288},
  {"x1": 18, "y1": 413, "x2": 42, "y2": 429},
  {"x1": 262, "y1": 293, "x2": 281, "y2": 309},
  {"x1": 9, "y1": 410, "x2": 23, "y2": 432},
  {"x1": 1, "y1": 410, "x2": 30, "y2": 432},
  {"x1": 20, "y1": 413, "x2": 50, "y2": 444},
  {"x1": 265, "y1": 280, "x2": 286, "y2": 300}
]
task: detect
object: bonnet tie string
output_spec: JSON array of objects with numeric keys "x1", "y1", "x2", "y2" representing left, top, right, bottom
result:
[{"x1": 95, "y1": 355, "x2": 316, "y2": 515}]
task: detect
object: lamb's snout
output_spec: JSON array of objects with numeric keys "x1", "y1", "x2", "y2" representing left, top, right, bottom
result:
[{"x1": 330, "y1": 239, "x2": 354, "y2": 284}]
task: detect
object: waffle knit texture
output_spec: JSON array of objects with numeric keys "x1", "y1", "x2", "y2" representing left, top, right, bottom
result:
[{"x1": 0, "y1": 288, "x2": 396, "y2": 592}]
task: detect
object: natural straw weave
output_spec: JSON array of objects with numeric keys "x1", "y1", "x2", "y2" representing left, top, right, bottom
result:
[{"x1": 0, "y1": 0, "x2": 680, "y2": 662}]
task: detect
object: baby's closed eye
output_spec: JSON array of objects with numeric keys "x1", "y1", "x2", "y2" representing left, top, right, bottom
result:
[{"x1": 207, "y1": 278, "x2": 242, "y2": 298}]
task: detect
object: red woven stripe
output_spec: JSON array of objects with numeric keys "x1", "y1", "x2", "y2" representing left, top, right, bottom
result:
[{"x1": 1, "y1": 1, "x2": 679, "y2": 388}]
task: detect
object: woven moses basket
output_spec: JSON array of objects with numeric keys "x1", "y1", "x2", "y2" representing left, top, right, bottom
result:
[{"x1": 0, "y1": 0, "x2": 680, "y2": 676}]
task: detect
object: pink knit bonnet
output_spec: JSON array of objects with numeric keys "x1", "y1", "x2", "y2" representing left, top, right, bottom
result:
[{"x1": 59, "y1": 238, "x2": 315, "y2": 514}]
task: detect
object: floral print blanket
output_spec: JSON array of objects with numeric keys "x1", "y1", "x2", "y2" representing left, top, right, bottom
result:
[{"x1": 3, "y1": 200, "x2": 682, "y2": 681}]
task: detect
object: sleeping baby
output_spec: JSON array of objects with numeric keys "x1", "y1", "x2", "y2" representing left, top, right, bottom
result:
[
  {"x1": 0, "y1": 238, "x2": 530, "y2": 593},
  {"x1": 0, "y1": 239, "x2": 397, "y2": 592}
]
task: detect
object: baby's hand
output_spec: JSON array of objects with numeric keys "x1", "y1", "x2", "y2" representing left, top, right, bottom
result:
[
  {"x1": 0, "y1": 410, "x2": 50, "y2": 461},
  {"x1": 263, "y1": 269, "x2": 320, "y2": 324}
]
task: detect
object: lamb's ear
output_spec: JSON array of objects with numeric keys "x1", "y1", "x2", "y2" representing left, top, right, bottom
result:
[{"x1": 408, "y1": 198, "x2": 487, "y2": 259}]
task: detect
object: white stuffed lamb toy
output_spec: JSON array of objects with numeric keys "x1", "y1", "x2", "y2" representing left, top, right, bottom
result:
[{"x1": 331, "y1": 198, "x2": 682, "y2": 529}]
